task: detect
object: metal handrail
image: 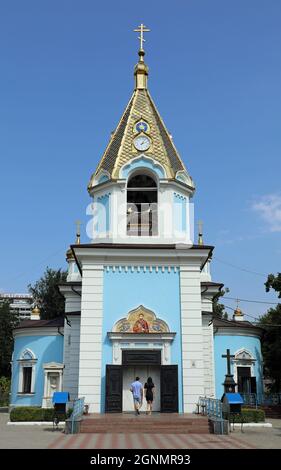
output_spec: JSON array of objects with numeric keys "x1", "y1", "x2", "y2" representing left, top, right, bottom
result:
[
  {"x1": 127, "y1": 203, "x2": 158, "y2": 236},
  {"x1": 240, "y1": 393, "x2": 258, "y2": 409},
  {"x1": 198, "y1": 396, "x2": 223, "y2": 418},
  {"x1": 198, "y1": 396, "x2": 224, "y2": 434},
  {"x1": 71, "y1": 397, "x2": 85, "y2": 434},
  {"x1": 241, "y1": 392, "x2": 281, "y2": 407}
]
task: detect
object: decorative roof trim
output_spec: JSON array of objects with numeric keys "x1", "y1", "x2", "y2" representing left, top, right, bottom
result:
[
  {"x1": 14, "y1": 317, "x2": 64, "y2": 330},
  {"x1": 89, "y1": 87, "x2": 193, "y2": 185},
  {"x1": 71, "y1": 243, "x2": 214, "y2": 250},
  {"x1": 120, "y1": 154, "x2": 166, "y2": 179},
  {"x1": 91, "y1": 170, "x2": 111, "y2": 187},
  {"x1": 213, "y1": 316, "x2": 264, "y2": 336},
  {"x1": 91, "y1": 93, "x2": 135, "y2": 182}
]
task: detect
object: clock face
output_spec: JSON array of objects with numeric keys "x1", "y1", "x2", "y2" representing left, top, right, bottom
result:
[
  {"x1": 135, "y1": 121, "x2": 149, "y2": 133},
  {"x1": 134, "y1": 135, "x2": 151, "y2": 151}
]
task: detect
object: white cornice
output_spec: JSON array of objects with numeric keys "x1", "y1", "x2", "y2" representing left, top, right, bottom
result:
[
  {"x1": 73, "y1": 246, "x2": 211, "y2": 269},
  {"x1": 214, "y1": 328, "x2": 262, "y2": 338},
  {"x1": 108, "y1": 332, "x2": 176, "y2": 341},
  {"x1": 14, "y1": 327, "x2": 64, "y2": 338},
  {"x1": 58, "y1": 285, "x2": 81, "y2": 296}
]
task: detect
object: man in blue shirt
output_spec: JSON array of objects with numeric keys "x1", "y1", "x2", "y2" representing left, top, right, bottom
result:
[{"x1": 130, "y1": 376, "x2": 143, "y2": 415}]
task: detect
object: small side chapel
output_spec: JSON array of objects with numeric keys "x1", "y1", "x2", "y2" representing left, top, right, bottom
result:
[{"x1": 10, "y1": 26, "x2": 263, "y2": 413}]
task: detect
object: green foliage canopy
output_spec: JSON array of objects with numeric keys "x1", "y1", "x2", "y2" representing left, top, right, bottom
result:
[
  {"x1": 259, "y1": 273, "x2": 281, "y2": 392},
  {"x1": 213, "y1": 290, "x2": 228, "y2": 319},
  {"x1": 28, "y1": 267, "x2": 67, "y2": 320},
  {"x1": 0, "y1": 301, "x2": 19, "y2": 377}
]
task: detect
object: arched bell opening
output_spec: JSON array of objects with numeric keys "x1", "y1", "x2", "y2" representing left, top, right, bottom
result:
[{"x1": 126, "y1": 172, "x2": 158, "y2": 236}]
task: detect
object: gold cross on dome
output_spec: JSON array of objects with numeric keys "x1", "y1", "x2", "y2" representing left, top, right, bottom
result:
[
  {"x1": 75, "y1": 220, "x2": 81, "y2": 244},
  {"x1": 134, "y1": 23, "x2": 150, "y2": 51}
]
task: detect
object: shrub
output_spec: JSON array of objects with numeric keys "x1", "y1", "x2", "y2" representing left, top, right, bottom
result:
[
  {"x1": 10, "y1": 407, "x2": 43, "y2": 422},
  {"x1": 231, "y1": 408, "x2": 265, "y2": 423},
  {"x1": 0, "y1": 377, "x2": 10, "y2": 406},
  {"x1": 10, "y1": 406, "x2": 67, "y2": 422},
  {"x1": 42, "y1": 408, "x2": 55, "y2": 421}
]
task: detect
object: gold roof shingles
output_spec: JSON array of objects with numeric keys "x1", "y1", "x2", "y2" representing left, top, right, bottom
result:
[{"x1": 91, "y1": 87, "x2": 189, "y2": 183}]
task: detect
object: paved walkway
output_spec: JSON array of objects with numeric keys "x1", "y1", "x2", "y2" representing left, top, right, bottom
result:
[
  {"x1": 226, "y1": 418, "x2": 281, "y2": 449},
  {"x1": 2, "y1": 413, "x2": 281, "y2": 449},
  {"x1": 0, "y1": 413, "x2": 62, "y2": 449},
  {"x1": 47, "y1": 432, "x2": 255, "y2": 449}
]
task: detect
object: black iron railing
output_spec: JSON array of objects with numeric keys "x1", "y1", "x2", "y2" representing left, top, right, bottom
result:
[{"x1": 127, "y1": 203, "x2": 158, "y2": 236}]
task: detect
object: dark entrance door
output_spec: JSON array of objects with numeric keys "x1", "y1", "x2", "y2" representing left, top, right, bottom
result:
[
  {"x1": 237, "y1": 366, "x2": 255, "y2": 394},
  {"x1": 105, "y1": 365, "x2": 122, "y2": 412},
  {"x1": 160, "y1": 365, "x2": 178, "y2": 412},
  {"x1": 105, "y1": 356, "x2": 179, "y2": 413}
]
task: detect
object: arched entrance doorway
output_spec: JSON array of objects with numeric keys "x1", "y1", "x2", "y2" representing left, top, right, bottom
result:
[{"x1": 105, "y1": 306, "x2": 178, "y2": 413}]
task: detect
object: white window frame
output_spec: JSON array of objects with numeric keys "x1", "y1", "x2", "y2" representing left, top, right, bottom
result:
[
  {"x1": 42, "y1": 362, "x2": 64, "y2": 408},
  {"x1": 18, "y1": 348, "x2": 37, "y2": 395},
  {"x1": 232, "y1": 348, "x2": 256, "y2": 391}
]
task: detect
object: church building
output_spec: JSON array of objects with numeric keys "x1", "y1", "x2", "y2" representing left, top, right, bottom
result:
[{"x1": 10, "y1": 26, "x2": 263, "y2": 414}]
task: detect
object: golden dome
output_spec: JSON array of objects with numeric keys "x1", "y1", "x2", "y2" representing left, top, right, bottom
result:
[
  {"x1": 134, "y1": 57, "x2": 149, "y2": 74},
  {"x1": 234, "y1": 307, "x2": 243, "y2": 316},
  {"x1": 32, "y1": 306, "x2": 40, "y2": 316}
]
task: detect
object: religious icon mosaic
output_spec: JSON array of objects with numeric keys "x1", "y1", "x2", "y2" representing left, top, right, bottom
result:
[{"x1": 113, "y1": 305, "x2": 170, "y2": 334}]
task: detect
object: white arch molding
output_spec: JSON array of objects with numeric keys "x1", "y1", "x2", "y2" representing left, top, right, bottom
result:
[
  {"x1": 120, "y1": 155, "x2": 167, "y2": 180},
  {"x1": 18, "y1": 348, "x2": 37, "y2": 395},
  {"x1": 232, "y1": 348, "x2": 256, "y2": 390}
]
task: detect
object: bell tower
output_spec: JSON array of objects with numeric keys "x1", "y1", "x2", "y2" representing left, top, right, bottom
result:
[
  {"x1": 71, "y1": 26, "x2": 214, "y2": 415},
  {"x1": 87, "y1": 25, "x2": 195, "y2": 245}
]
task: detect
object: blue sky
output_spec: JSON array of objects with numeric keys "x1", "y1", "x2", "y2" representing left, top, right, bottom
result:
[{"x1": 0, "y1": 0, "x2": 280, "y2": 319}]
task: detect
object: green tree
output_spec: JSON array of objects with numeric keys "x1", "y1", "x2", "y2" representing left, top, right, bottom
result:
[
  {"x1": 265, "y1": 273, "x2": 281, "y2": 298},
  {"x1": 0, "y1": 376, "x2": 11, "y2": 405},
  {"x1": 213, "y1": 290, "x2": 228, "y2": 319},
  {"x1": 0, "y1": 301, "x2": 19, "y2": 377},
  {"x1": 259, "y1": 305, "x2": 281, "y2": 392},
  {"x1": 28, "y1": 267, "x2": 67, "y2": 320},
  {"x1": 258, "y1": 273, "x2": 281, "y2": 392}
]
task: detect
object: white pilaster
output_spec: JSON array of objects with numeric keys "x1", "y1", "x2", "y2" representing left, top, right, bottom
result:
[
  {"x1": 180, "y1": 265, "x2": 205, "y2": 412},
  {"x1": 78, "y1": 264, "x2": 104, "y2": 412},
  {"x1": 202, "y1": 314, "x2": 215, "y2": 397},
  {"x1": 63, "y1": 316, "x2": 81, "y2": 400}
]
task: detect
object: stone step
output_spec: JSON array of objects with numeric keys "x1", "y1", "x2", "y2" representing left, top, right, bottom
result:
[
  {"x1": 81, "y1": 424, "x2": 207, "y2": 427},
  {"x1": 80, "y1": 421, "x2": 209, "y2": 426},
  {"x1": 260, "y1": 405, "x2": 281, "y2": 418},
  {"x1": 80, "y1": 415, "x2": 208, "y2": 426},
  {"x1": 80, "y1": 413, "x2": 210, "y2": 434},
  {"x1": 80, "y1": 419, "x2": 210, "y2": 434},
  {"x1": 80, "y1": 426, "x2": 210, "y2": 434}
]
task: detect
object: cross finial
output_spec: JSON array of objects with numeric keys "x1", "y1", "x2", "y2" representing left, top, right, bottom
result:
[
  {"x1": 198, "y1": 220, "x2": 203, "y2": 245},
  {"x1": 222, "y1": 349, "x2": 235, "y2": 376},
  {"x1": 75, "y1": 220, "x2": 81, "y2": 244},
  {"x1": 134, "y1": 23, "x2": 150, "y2": 52}
]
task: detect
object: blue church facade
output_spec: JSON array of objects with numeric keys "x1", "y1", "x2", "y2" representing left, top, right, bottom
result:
[
  {"x1": 101, "y1": 267, "x2": 183, "y2": 413},
  {"x1": 10, "y1": 312, "x2": 264, "y2": 411},
  {"x1": 10, "y1": 31, "x2": 264, "y2": 413},
  {"x1": 10, "y1": 318, "x2": 64, "y2": 409},
  {"x1": 213, "y1": 320, "x2": 263, "y2": 399}
]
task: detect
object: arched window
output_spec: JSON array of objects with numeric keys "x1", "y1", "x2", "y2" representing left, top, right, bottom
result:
[
  {"x1": 127, "y1": 173, "x2": 158, "y2": 236},
  {"x1": 233, "y1": 349, "x2": 256, "y2": 395},
  {"x1": 18, "y1": 349, "x2": 37, "y2": 395}
]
